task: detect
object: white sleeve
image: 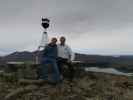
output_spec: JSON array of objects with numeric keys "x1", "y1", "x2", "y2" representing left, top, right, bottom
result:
[
  {"x1": 71, "y1": 51, "x2": 75, "y2": 61},
  {"x1": 67, "y1": 45, "x2": 75, "y2": 61}
]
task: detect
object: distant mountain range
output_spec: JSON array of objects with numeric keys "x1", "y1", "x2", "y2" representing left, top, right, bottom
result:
[{"x1": 0, "y1": 51, "x2": 133, "y2": 66}]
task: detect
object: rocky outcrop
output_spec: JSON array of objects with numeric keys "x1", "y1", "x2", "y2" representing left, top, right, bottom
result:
[{"x1": 0, "y1": 68, "x2": 133, "y2": 100}]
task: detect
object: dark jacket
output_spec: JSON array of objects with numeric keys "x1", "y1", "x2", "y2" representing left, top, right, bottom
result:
[{"x1": 42, "y1": 43, "x2": 58, "y2": 60}]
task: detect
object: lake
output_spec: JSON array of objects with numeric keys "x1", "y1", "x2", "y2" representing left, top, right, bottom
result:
[{"x1": 85, "y1": 67, "x2": 132, "y2": 76}]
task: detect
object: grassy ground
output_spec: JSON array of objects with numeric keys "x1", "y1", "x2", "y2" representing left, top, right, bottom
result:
[{"x1": 0, "y1": 69, "x2": 133, "y2": 100}]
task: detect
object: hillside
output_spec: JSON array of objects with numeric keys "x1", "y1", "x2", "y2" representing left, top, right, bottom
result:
[{"x1": 0, "y1": 51, "x2": 133, "y2": 69}]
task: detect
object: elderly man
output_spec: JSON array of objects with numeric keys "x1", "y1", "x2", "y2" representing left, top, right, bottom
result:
[
  {"x1": 57, "y1": 36, "x2": 75, "y2": 81},
  {"x1": 39, "y1": 37, "x2": 61, "y2": 83}
]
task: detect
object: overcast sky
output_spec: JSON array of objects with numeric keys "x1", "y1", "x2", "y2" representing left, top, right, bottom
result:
[{"x1": 0, "y1": 0, "x2": 133, "y2": 55}]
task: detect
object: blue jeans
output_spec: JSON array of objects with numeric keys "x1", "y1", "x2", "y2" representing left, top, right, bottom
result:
[{"x1": 39, "y1": 58, "x2": 60, "y2": 82}]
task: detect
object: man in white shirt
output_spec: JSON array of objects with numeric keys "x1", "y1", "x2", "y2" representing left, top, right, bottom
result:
[{"x1": 57, "y1": 36, "x2": 75, "y2": 81}]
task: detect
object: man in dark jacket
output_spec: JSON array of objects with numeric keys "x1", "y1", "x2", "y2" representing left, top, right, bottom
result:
[{"x1": 39, "y1": 37, "x2": 61, "y2": 83}]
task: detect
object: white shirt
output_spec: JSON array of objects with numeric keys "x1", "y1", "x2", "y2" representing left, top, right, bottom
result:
[{"x1": 57, "y1": 44, "x2": 75, "y2": 61}]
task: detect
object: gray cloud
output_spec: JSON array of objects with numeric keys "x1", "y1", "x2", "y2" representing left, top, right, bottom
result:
[{"x1": 0, "y1": 0, "x2": 133, "y2": 55}]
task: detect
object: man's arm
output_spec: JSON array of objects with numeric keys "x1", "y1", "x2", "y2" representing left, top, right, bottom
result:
[{"x1": 67, "y1": 45, "x2": 75, "y2": 61}]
